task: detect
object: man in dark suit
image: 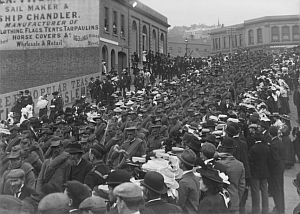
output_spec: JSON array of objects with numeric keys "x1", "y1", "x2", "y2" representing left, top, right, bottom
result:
[
  {"x1": 249, "y1": 132, "x2": 270, "y2": 214},
  {"x1": 65, "y1": 143, "x2": 93, "y2": 183},
  {"x1": 7, "y1": 169, "x2": 36, "y2": 200},
  {"x1": 177, "y1": 149, "x2": 200, "y2": 214},
  {"x1": 141, "y1": 171, "x2": 182, "y2": 214},
  {"x1": 268, "y1": 126, "x2": 285, "y2": 214}
]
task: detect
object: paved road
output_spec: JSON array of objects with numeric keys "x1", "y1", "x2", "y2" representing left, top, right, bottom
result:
[{"x1": 245, "y1": 93, "x2": 300, "y2": 214}]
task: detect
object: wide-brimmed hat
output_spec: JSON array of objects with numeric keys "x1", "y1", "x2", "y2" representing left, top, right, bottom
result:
[
  {"x1": 197, "y1": 167, "x2": 224, "y2": 183},
  {"x1": 106, "y1": 170, "x2": 131, "y2": 187},
  {"x1": 178, "y1": 149, "x2": 196, "y2": 167},
  {"x1": 140, "y1": 171, "x2": 168, "y2": 194}
]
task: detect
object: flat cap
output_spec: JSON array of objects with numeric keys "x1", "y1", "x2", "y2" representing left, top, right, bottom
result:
[
  {"x1": 113, "y1": 182, "x2": 143, "y2": 201},
  {"x1": 79, "y1": 196, "x2": 106, "y2": 212}
]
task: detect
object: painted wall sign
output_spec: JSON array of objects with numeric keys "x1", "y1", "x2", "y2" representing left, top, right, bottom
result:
[
  {"x1": 0, "y1": 0, "x2": 100, "y2": 49},
  {"x1": 0, "y1": 73, "x2": 99, "y2": 120}
]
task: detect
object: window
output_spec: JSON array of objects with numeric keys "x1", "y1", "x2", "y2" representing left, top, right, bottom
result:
[
  {"x1": 292, "y1": 25, "x2": 300, "y2": 41},
  {"x1": 282, "y1": 26, "x2": 290, "y2": 41},
  {"x1": 248, "y1": 29, "x2": 254, "y2": 45},
  {"x1": 120, "y1": 14, "x2": 125, "y2": 37},
  {"x1": 113, "y1": 11, "x2": 117, "y2": 34},
  {"x1": 257, "y1": 28, "x2": 263, "y2": 43},
  {"x1": 218, "y1": 38, "x2": 221, "y2": 50},
  {"x1": 212, "y1": 39, "x2": 215, "y2": 50},
  {"x1": 104, "y1": 7, "x2": 109, "y2": 32},
  {"x1": 223, "y1": 36, "x2": 226, "y2": 49},
  {"x1": 271, "y1": 26, "x2": 280, "y2": 42}
]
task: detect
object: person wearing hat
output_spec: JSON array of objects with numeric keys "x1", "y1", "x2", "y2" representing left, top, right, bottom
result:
[
  {"x1": 147, "y1": 124, "x2": 165, "y2": 152},
  {"x1": 84, "y1": 144, "x2": 110, "y2": 190},
  {"x1": 21, "y1": 89, "x2": 34, "y2": 108},
  {"x1": 141, "y1": 171, "x2": 182, "y2": 214},
  {"x1": 268, "y1": 125, "x2": 285, "y2": 214},
  {"x1": 38, "y1": 192, "x2": 72, "y2": 214},
  {"x1": 79, "y1": 196, "x2": 107, "y2": 214},
  {"x1": 49, "y1": 91, "x2": 64, "y2": 122},
  {"x1": 65, "y1": 143, "x2": 93, "y2": 183},
  {"x1": 64, "y1": 180, "x2": 92, "y2": 210},
  {"x1": 36, "y1": 140, "x2": 71, "y2": 194},
  {"x1": 197, "y1": 167, "x2": 229, "y2": 214},
  {"x1": 93, "y1": 169, "x2": 132, "y2": 214},
  {"x1": 0, "y1": 148, "x2": 36, "y2": 195},
  {"x1": 113, "y1": 182, "x2": 144, "y2": 214},
  {"x1": 177, "y1": 149, "x2": 200, "y2": 214},
  {"x1": 215, "y1": 136, "x2": 245, "y2": 214},
  {"x1": 108, "y1": 126, "x2": 146, "y2": 169},
  {"x1": 6, "y1": 168, "x2": 36, "y2": 200},
  {"x1": 248, "y1": 131, "x2": 270, "y2": 214},
  {"x1": 0, "y1": 194, "x2": 34, "y2": 214}
]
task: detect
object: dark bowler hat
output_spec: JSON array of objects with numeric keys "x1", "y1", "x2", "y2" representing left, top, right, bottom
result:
[
  {"x1": 65, "y1": 142, "x2": 83, "y2": 154},
  {"x1": 140, "y1": 171, "x2": 167, "y2": 194},
  {"x1": 178, "y1": 148, "x2": 197, "y2": 167},
  {"x1": 197, "y1": 167, "x2": 224, "y2": 183},
  {"x1": 106, "y1": 170, "x2": 131, "y2": 187}
]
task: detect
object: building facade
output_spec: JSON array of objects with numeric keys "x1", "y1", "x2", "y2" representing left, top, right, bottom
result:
[
  {"x1": 0, "y1": 0, "x2": 168, "y2": 119},
  {"x1": 168, "y1": 38, "x2": 210, "y2": 57},
  {"x1": 210, "y1": 15, "x2": 300, "y2": 53},
  {"x1": 100, "y1": 0, "x2": 169, "y2": 73}
]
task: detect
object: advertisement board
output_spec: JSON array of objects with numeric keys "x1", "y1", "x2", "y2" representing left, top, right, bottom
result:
[
  {"x1": 0, "y1": 0, "x2": 100, "y2": 50},
  {"x1": 0, "y1": 73, "x2": 99, "y2": 120}
]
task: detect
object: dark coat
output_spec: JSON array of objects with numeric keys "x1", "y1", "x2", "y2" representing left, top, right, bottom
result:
[
  {"x1": 215, "y1": 153, "x2": 245, "y2": 213},
  {"x1": 84, "y1": 160, "x2": 110, "y2": 189},
  {"x1": 18, "y1": 185, "x2": 37, "y2": 200},
  {"x1": 36, "y1": 152, "x2": 71, "y2": 193},
  {"x1": 198, "y1": 193, "x2": 228, "y2": 214},
  {"x1": 177, "y1": 171, "x2": 200, "y2": 214},
  {"x1": 233, "y1": 136, "x2": 251, "y2": 179},
  {"x1": 249, "y1": 141, "x2": 270, "y2": 179},
  {"x1": 69, "y1": 158, "x2": 93, "y2": 183},
  {"x1": 143, "y1": 199, "x2": 183, "y2": 214},
  {"x1": 268, "y1": 136, "x2": 285, "y2": 174}
]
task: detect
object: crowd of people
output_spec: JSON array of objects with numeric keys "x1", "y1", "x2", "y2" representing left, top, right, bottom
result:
[{"x1": 0, "y1": 47, "x2": 300, "y2": 214}]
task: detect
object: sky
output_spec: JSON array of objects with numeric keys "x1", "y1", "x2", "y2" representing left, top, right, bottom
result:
[{"x1": 140, "y1": 0, "x2": 300, "y2": 28}]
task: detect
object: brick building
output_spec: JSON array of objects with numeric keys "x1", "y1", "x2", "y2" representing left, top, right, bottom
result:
[
  {"x1": 210, "y1": 15, "x2": 300, "y2": 54},
  {"x1": 0, "y1": 0, "x2": 169, "y2": 119}
]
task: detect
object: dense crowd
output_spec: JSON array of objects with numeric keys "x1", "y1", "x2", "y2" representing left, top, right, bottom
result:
[{"x1": 1, "y1": 47, "x2": 300, "y2": 214}]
